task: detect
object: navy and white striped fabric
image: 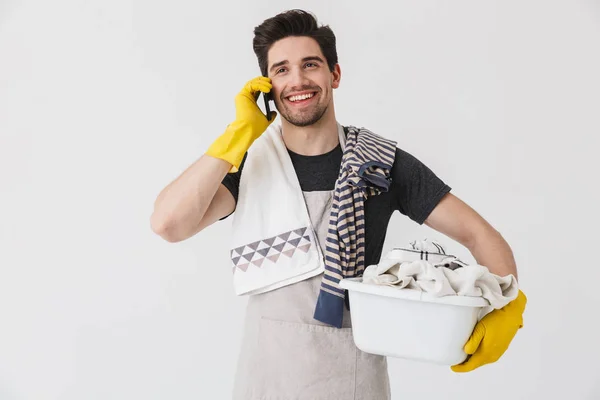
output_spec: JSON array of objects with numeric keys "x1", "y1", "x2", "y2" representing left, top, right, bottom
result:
[{"x1": 313, "y1": 126, "x2": 398, "y2": 328}]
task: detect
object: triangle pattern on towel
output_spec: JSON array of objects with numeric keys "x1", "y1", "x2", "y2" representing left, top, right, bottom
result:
[{"x1": 231, "y1": 226, "x2": 311, "y2": 272}]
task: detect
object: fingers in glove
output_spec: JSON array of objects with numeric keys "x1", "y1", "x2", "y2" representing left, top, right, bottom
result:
[
  {"x1": 244, "y1": 77, "x2": 272, "y2": 94},
  {"x1": 451, "y1": 350, "x2": 487, "y2": 373},
  {"x1": 464, "y1": 322, "x2": 486, "y2": 355},
  {"x1": 243, "y1": 83, "x2": 273, "y2": 102}
]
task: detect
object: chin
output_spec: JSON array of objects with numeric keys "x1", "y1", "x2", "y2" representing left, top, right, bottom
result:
[{"x1": 283, "y1": 108, "x2": 328, "y2": 127}]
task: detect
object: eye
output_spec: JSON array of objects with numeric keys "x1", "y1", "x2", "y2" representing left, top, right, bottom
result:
[
  {"x1": 276, "y1": 67, "x2": 287, "y2": 74},
  {"x1": 305, "y1": 62, "x2": 318, "y2": 68}
]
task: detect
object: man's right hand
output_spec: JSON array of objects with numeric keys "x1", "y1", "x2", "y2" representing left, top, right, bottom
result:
[{"x1": 206, "y1": 76, "x2": 277, "y2": 173}]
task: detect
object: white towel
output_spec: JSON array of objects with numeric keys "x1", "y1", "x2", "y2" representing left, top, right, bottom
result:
[
  {"x1": 362, "y1": 239, "x2": 519, "y2": 310},
  {"x1": 229, "y1": 122, "x2": 347, "y2": 296}
]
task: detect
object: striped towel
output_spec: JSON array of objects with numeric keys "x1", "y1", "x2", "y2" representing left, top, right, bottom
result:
[{"x1": 313, "y1": 126, "x2": 398, "y2": 328}]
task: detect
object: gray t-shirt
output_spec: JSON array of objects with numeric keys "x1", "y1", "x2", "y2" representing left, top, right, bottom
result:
[{"x1": 220, "y1": 130, "x2": 451, "y2": 266}]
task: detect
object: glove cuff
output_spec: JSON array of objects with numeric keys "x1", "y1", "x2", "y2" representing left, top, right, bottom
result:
[{"x1": 205, "y1": 120, "x2": 255, "y2": 170}]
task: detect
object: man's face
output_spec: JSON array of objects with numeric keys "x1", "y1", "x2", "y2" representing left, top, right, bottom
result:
[{"x1": 266, "y1": 36, "x2": 341, "y2": 127}]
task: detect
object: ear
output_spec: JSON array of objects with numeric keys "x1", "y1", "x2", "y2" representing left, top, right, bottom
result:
[{"x1": 331, "y1": 64, "x2": 341, "y2": 89}]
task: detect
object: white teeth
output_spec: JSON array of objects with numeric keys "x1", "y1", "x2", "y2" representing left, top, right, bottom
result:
[{"x1": 288, "y1": 93, "x2": 315, "y2": 102}]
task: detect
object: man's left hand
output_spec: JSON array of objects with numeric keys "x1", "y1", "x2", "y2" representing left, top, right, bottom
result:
[{"x1": 451, "y1": 289, "x2": 528, "y2": 373}]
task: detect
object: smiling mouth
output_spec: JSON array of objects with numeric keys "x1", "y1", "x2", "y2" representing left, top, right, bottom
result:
[{"x1": 285, "y1": 91, "x2": 318, "y2": 104}]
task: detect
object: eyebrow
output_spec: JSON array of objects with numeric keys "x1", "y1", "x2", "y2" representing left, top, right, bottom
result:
[{"x1": 269, "y1": 56, "x2": 325, "y2": 74}]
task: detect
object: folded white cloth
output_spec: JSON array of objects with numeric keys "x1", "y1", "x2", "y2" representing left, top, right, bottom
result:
[{"x1": 362, "y1": 239, "x2": 519, "y2": 310}]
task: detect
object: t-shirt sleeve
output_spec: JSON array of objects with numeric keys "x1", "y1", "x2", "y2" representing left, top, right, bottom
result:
[
  {"x1": 218, "y1": 151, "x2": 247, "y2": 220},
  {"x1": 391, "y1": 147, "x2": 452, "y2": 225}
]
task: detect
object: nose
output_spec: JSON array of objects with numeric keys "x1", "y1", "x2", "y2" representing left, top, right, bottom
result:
[{"x1": 287, "y1": 66, "x2": 312, "y2": 91}]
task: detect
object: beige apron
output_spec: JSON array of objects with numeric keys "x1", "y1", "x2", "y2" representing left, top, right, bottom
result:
[{"x1": 232, "y1": 191, "x2": 391, "y2": 400}]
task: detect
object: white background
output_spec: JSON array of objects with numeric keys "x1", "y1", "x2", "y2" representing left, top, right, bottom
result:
[{"x1": 1, "y1": 0, "x2": 599, "y2": 399}]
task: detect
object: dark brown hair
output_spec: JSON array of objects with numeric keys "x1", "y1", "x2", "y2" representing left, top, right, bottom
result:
[{"x1": 252, "y1": 9, "x2": 338, "y2": 77}]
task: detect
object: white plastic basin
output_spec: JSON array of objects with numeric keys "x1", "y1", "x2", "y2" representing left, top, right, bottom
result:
[{"x1": 339, "y1": 277, "x2": 489, "y2": 366}]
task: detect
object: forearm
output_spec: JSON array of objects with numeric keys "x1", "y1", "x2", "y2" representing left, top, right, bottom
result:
[
  {"x1": 467, "y1": 228, "x2": 519, "y2": 280},
  {"x1": 151, "y1": 154, "x2": 232, "y2": 240},
  {"x1": 150, "y1": 76, "x2": 275, "y2": 241}
]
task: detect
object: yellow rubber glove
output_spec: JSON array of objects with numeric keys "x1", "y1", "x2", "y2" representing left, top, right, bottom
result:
[
  {"x1": 206, "y1": 76, "x2": 277, "y2": 173},
  {"x1": 451, "y1": 289, "x2": 527, "y2": 373}
]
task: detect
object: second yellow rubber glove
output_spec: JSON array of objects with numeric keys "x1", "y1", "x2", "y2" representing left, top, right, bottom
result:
[
  {"x1": 451, "y1": 289, "x2": 527, "y2": 373},
  {"x1": 206, "y1": 76, "x2": 277, "y2": 173}
]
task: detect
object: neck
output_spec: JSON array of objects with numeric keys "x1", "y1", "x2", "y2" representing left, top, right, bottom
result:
[{"x1": 280, "y1": 112, "x2": 340, "y2": 156}]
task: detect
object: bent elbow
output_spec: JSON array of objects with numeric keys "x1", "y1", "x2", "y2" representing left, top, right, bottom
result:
[{"x1": 150, "y1": 213, "x2": 182, "y2": 243}]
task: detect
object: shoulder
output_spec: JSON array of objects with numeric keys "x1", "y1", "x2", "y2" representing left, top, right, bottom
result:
[
  {"x1": 390, "y1": 146, "x2": 424, "y2": 179},
  {"x1": 342, "y1": 124, "x2": 425, "y2": 167}
]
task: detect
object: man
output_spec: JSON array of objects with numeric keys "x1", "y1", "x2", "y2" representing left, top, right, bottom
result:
[{"x1": 150, "y1": 9, "x2": 527, "y2": 399}]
